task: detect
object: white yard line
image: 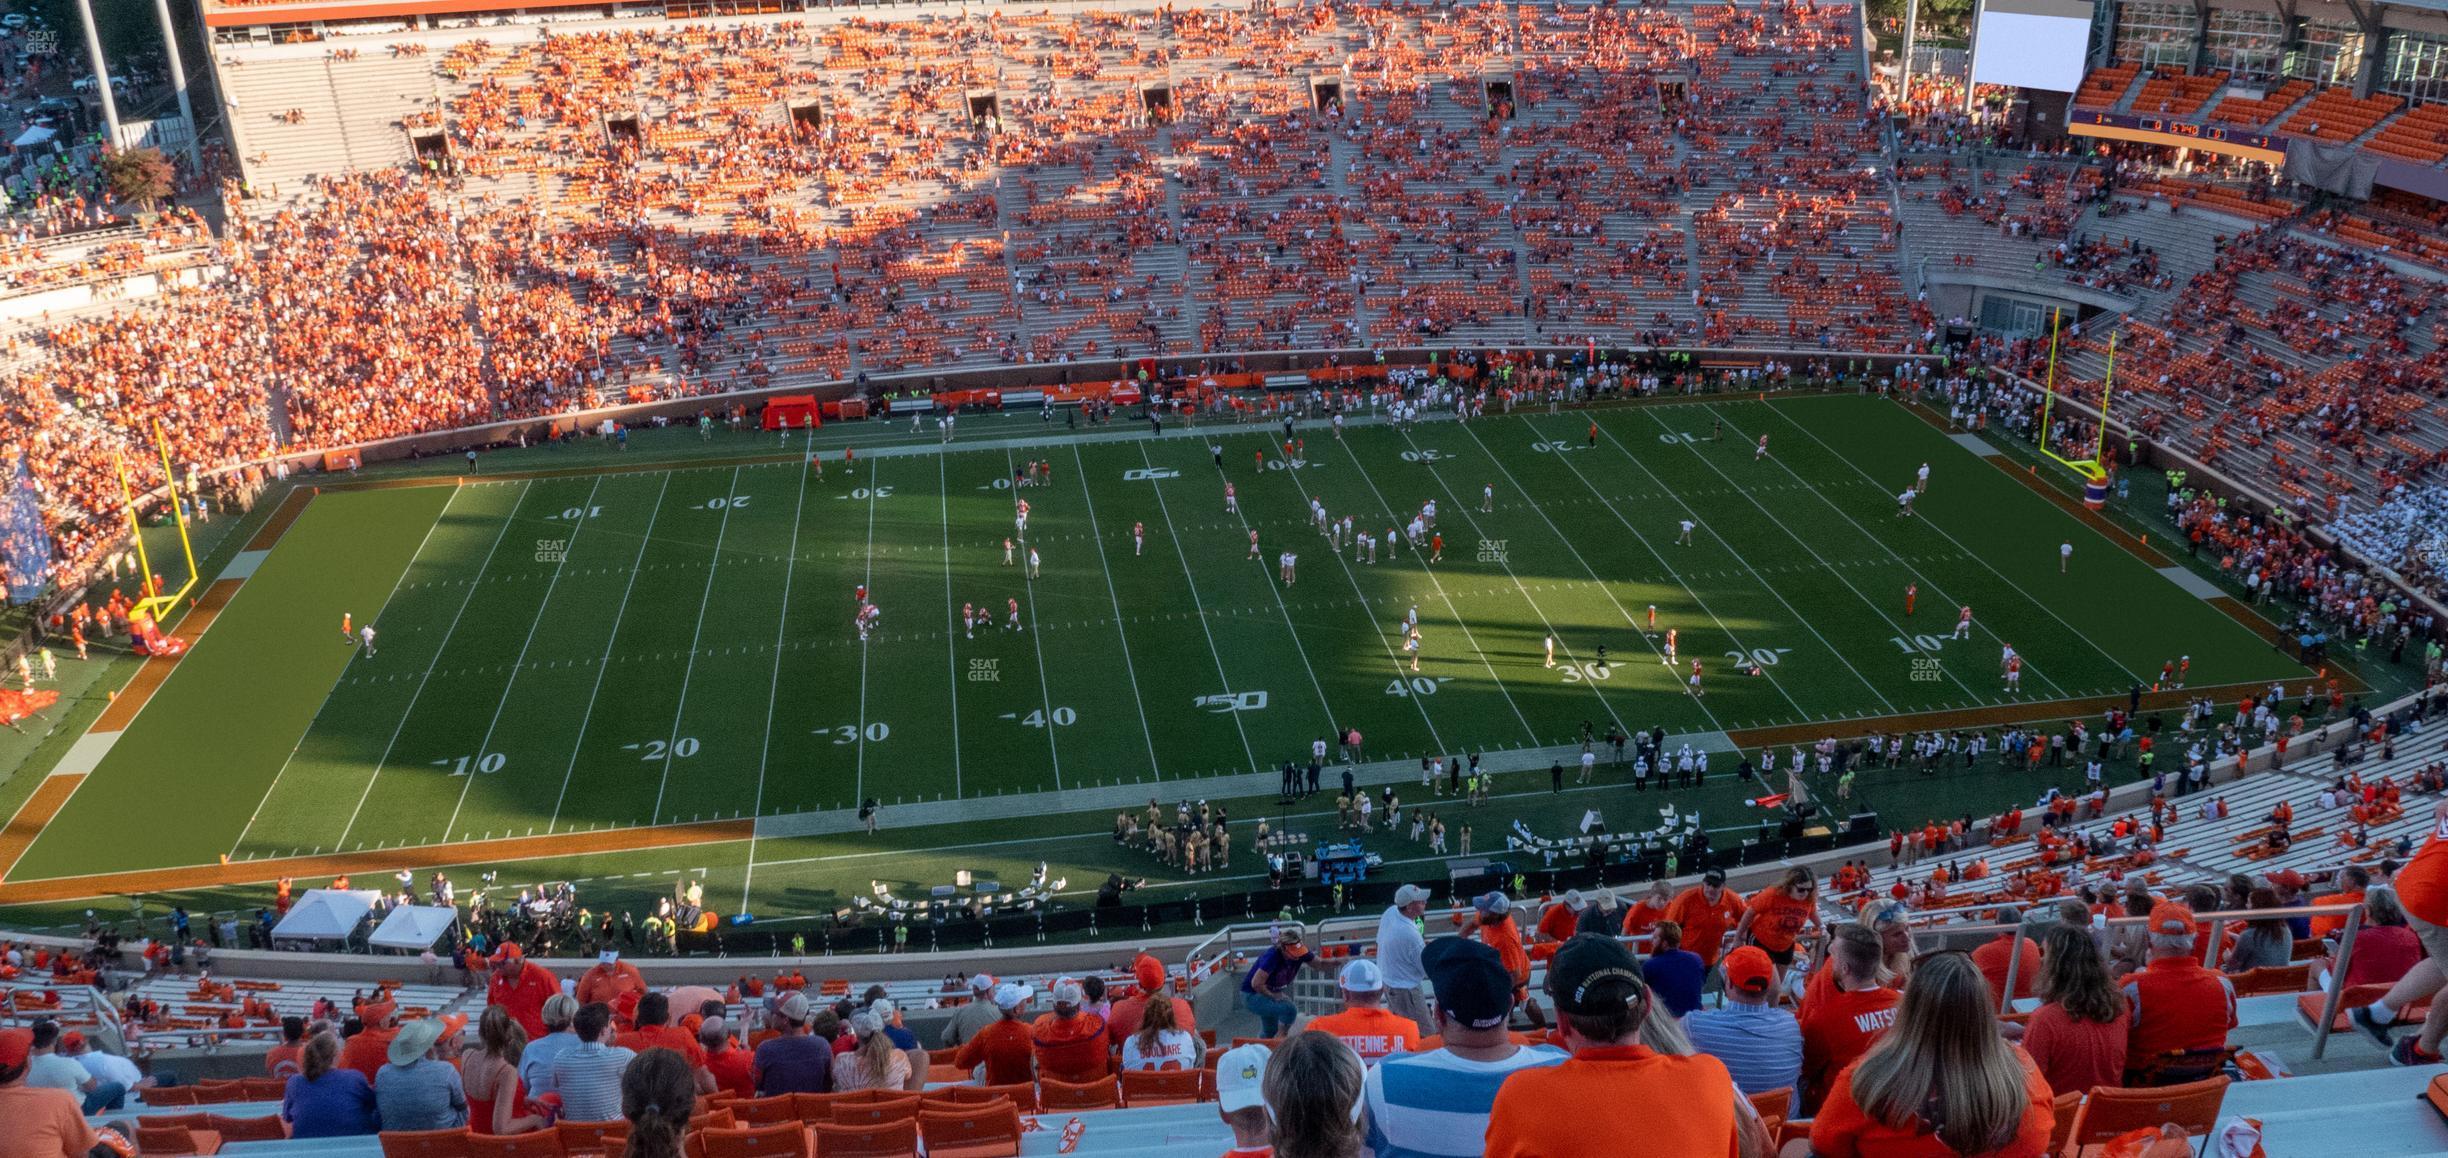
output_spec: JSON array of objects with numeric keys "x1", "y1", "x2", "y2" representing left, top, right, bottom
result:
[
  {"x1": 1312, "y1": 428, "x2": 1541, "y2": 742},
  {"x1": 1212, "y1": 439, "x2": 1447, "y2": 755},
  {"x1": 1581, "y1": 414, "x2": 1900, "y2": 713},
  {"x1": 852, "y1": 460, "x2": 881, "y2": 809},
  {"x1": 739, "y1": 453, "x2": 813, "y2": 913},
  {"x1": 1452, "y1": 419, "x2": 1745, "y2": 729},
  {"x1": 1068, "y1": 444, "x2": 1162, "y2": 779},
  {"x1": 238, "y1": 485, "x2": 477, "y2": 858},
  {"x1": 1741, "y1": 399, "x2": 2147, "y2": 686},
  {"x1": 329, "y1": 483, "x2": 532, "y2": 852},
  {"x1": 1634, "y1": 408, "x2": 1988, "y2": 707},
  {"x1": 547, "y1": 472, "x2": 674, "y2": 832},
  {"x1": 1390, "y1": 424, "x2": 1636, "y2": 740},
  {"x1": 437, "y1": 478, "x2": 608, "y2": 843},
  {"x1": 1006, "y1": 449, "x2": 1066, "y2": 789},
  {"x1": 1495, "y1": 416, "x2": 1809, "y2": 721},
  {"x1": 1136, "y1": 442, "x2": 1264, "y2": 775},
  {"x1": 937, "y1": 454, "x2": 967, "y2": 795},
  {"x1": 650, "y1": 466, "x2": 745, "y2": 824},
  {"x1": 1698, "y1": 402, "x2": 2071, "y2": 699}
]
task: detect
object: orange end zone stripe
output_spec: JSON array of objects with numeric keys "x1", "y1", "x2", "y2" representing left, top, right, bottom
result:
[
  {"x1": 246, "y1": 488, "x2": 317, "y2": 552},
  {"x1": 0, "y1": 774, "x2": 85, "y2": 883},
  {"x1": 0, "y1": 818, "x2": 753, "y2": 903},
  {"x1": 90, "y1": 579, "x2": 242, "y2": 733}
]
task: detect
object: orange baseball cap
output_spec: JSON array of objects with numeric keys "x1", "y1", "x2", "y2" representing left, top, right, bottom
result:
[
  {"x1": 0, "y1": 1027, "x2": 30, "y2": 1068},
  {"x1": 1722, "y1": 946, "x2": 1777, "y2": 996},
  {"x1": 495, "y1": 943, "x2": 524, "y2": 961},
  {"x1": 357, "y1": 1001, "x2": 397, "y2": 1023},
  {"x1": 2148, "y1": 900, "x2": 2195, "y2": 935}
]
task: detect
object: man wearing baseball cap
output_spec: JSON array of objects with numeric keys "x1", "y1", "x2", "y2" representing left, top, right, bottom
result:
[
  {"x1": 950, "y1": 983, "x2": 1036, "y2": 1086},
  {"x1": 0, "y1": 1026, "x2": 95, "y2": 1158},
  {"x1": 576, "y1": 950, "x2": 645, "y2": 1010},
  {"x1": 1305, "y1": 959, "x2": 1420, "y2": 1063},
  {"x1": 1377, "y1": 885, "x2": 1434, "y2": 1035},
  {"x1": 2120, "y1": 899, "x2": 2237, "y2": 1083},
  {"x1": 1029, "y1": 981, "x2": 1109, "y2": 1082},
  {"x1": 750, "y1": 991, "x2": 833, "y2": 1096},
  {"x1": 1213, "y1": 1043, "x2": 1274, "y2": 1158},
  {"x1": 1684, "y1": 946, "x2": 1801, "y2": 1097},
  {"x1": 1458, "y1": 892, "x2": 1539, "y2": 1027},
  {"x1": 1484, "y1": 935, "x2": 1740, "y2": 1157},
  {"x1": 938, "y1": 973, "x2": 1003, "y2": 1049},
  {"x1": 1363, "y1": 938, "x2": 1564, "y2": 1158},
  {"x1": 486, "y1": 944, "x2": 559, "y2": 1039},
  {"x1": 339, "y1": 1000, "x2": 402, "y2": 1084},
  {"x1": 1108, "y1": 953, "x2": 1196, "y2": 1041}
]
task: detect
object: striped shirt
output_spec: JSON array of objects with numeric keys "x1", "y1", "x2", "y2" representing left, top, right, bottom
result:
[
  {"x1": 1361, "y1": 1045, "x2": 1566, "y2": 1158},
  {"x1": 549, "y1": 1041, "x2": 636, "y2": 1123},
  {"x1": 1683, "y1": 1002, "x2": 1802, "y2": 1097}
]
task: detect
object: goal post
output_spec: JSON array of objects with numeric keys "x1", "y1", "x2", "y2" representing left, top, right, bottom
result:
[
  {"x1": 2035, "y1": 308, "x2": 2116, "y2": 509},
  {"x1": 114, "y1": 417, "x2": 200, "y2": 625}
]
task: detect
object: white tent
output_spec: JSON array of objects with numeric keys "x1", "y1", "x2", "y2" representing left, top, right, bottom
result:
[
  {"x1": 9, "y1": 125, "x2": 55, "y2": 150},
  {"x1": 369, "y1": 904, "x2": 458, "y2": 952},
  {"x1": 271, "y1": 889, "x2": 382, "y2": 943}
]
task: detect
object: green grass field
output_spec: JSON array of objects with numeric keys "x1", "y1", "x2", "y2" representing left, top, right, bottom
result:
[{"x1": 5, "y1": 394, "x2": 2312, "y2": 898}]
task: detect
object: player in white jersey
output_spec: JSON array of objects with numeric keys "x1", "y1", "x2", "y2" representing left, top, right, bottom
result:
[
  {"x1": 963, "y1": 602, "x2": 976, "y2": 639},
  {"x1": 1003, "y1": 537, "x2": 1015, "y2": 566},
  {"x1": 1897, "y1": 488, "x2": 1915, "y2": 517},
  {"x1": 359, "y1": 624, "x2": 378, "y2": 656},
  {"x1": 1953, "y1": 605, "x2": 1973, "y2": 639},
  {"x1": 1915, "y1": 462, "x2": 1930, "y2": 493},
  {"x1": 1363, "y1": 532, "x2": 1378, "y2": 564},
  {"x1": 1482, "y1": 484, "x2": 1494, "y2": 512},
  {"x1": 1677, "y1": 519, "x2": 1695, "y2": 546},
  {"x1": 1133, "y1": 522, "x2": 1145, "y2": 556},
  {"x1": 1663, "y1": 628, "x2": 1678, "y2": 665},
  {"x1": 1999, "y1": 642, "x2": 2018, "y2": 675},
  {"x1": 1544, "y1": 634, "x2": 1556, "y2": 669},
  {"x1": 1406, "y1": 625, "x2": 1423, "y2": 672}
]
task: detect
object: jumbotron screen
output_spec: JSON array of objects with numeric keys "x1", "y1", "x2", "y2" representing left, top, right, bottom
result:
[{"x1": 1971, "y1": 0, "x2": 2094, "y2": 93}]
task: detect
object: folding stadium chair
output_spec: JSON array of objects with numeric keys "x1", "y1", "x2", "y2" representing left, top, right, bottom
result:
[
  {"x1": 697, "y1": 1123, "x2": 810, "y2": 1158},
  {"x1": 237, "y1": 1078, "x2": 287, "y2": 1101},
  {"x1": 2050, "y1": 1090, "x2": 2085, "y2": 1156},
  {"x1": 2228, "y1": 964, "x2": 2311, "y2": 995},
  {"x1": 1035, "y1": 1076, "x2": 1119, "y2": 1111},
  {"x1": 189, "y1": 1083, "x2": 247, "y2": 1106},
  {"x1": 916, "y1": 1101, "x2": 1022, "y2": 1158},
  {"x1": 924, "y1": 1064, "x2": 970, "y2": 1084},
  {"x1": 2127, "y1": 1048, "x2": 2237, "y2": 1089},
  {"x1": 946, "y1": 1083, "x2": 1035, "y2": 1113},
  {"x1": 140, "y1": 1086, "x2": 200, "y2": 1107},
  {"x1": 466, "y1": 1131, "x2": 566, "y2": 1158},
  {"x1": 134, "y1": 1127, "x2": 209, "y2": 1156},
  {"x1": 203, "y1": 1114, "x2": 286, "y2": 1142},
  {"x1": 379, "y1": 1128, "x2": 475, "y2": 1158},
  {"x1": 139, "y1": 1115, "x2": 211, "y2": 1132},
  {"x1": 1120, "y1": 1069, "x2": 1200, "y2": 1107},
  {"x1": 728, "y1": 1094, "x2": 801, "y2": 1127},
  {"x1": 1744, "y1": 1087, "x2": 1792, "y2": 1124},
  {"x1": 687, "y1": 1110, "x2": 736, "y2": 1133},
  {"x1": 2062, "y1": 1076, "x2": 2231, "y2": 1157},
  {"x1": 555, "y1": 1121, "x2": 631, "y2": 1158},
  {"x1": 827, "y1": 1096, "x2": 920, "y2": 1128},
  {"x1": 807, "y1": 1120, "x2": 917, "y2": 1158}
]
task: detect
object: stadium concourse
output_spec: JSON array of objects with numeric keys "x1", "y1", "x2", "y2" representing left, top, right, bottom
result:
[{"x1": 6, "y1": 0, "x2": 2448, "y2": 1149}]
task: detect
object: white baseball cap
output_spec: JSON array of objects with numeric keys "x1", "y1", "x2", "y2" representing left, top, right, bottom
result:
[
  {"x1": 991, "y1": 982, "x2": 1032, "y2": 1010},
  {"x1": 1338, "y1": 959, "x2": 1384, "y2": 993},
  {"x1": 968, "y1": 973, "x2": 996, "y2": 993},
  {"x1": 1215, "y1": 1044, "x2": 1272, "y2": 1113},
  {"x1": 1392, "y1": 884, "x2": 1432, "y2": 907}
]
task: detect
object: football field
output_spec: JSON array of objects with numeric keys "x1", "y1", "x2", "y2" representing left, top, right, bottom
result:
[{"x1": 2, "y1": 393, "x2": 2314, "y2": 887}]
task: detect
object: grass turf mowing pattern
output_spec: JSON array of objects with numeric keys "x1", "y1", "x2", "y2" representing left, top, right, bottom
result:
[
  {"x1": 10, "y1": 485, "x2": 457, "y2": 878},
  {"x1": 11, "y1": 395, "x2": 2312, "y2": 881}
]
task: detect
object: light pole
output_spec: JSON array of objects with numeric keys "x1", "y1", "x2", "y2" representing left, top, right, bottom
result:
[
  {"x1": 151, "y1": 0, "x2": 200, "y2": 166},
  {"x1": 70, "y1": 0, "x2": 121, "y2": 148}
]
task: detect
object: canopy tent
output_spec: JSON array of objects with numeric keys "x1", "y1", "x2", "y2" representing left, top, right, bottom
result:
[
  {"x1": 9, "y1": 125, "x2": 56, "y2": 150},
  {"x1": 368, "y1": 904, "x2": 459, "y2": 952},
  {"x1": 271, "y1": 889, "x2": 382, "y2": 943}
]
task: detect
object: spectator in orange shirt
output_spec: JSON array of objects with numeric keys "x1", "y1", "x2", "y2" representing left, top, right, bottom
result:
[
  {"x1": 1810, "y1": 953, "x2": 2055, "y2": 1158},
  {"x1": 266, "y1": 1016, "x2": 309, "y2": 1079},
  {"x1": 699, "y1": 1019, "x2": 754, "y2": 1101},
  {"x1": 485, "y1": 945, "x2": 560, "y2": 1040},
  {"x1": 1664, "y1": 869, "x2": 1747, "y2": 969},
  {"x1": 1735, "y1": 866, "x2": 1820, "y2": 969},
  {"x1": 1529, "y1": 891, "x2": 1584, "y2": 961},
  {"x1": 2120, "y1": 900, "x2": 2237, "y2": 1084},
  {"x1": 576, "y1": 951, "x2": 647, "y2": 1011},
  {"x1": 616, "y1": 993, "x2": 713, "y2": 1094},
  {"x1": 1796, "y1": 924, "x2": 1899, "y2": 1116},
  {"x1": 1971, "y1": 907, "x2": 2047, "y2": 1009},
  {"x1": 1029, "y1": 981, "x2": 1110, "y2": 1082},
  {"x1": 951, "y1": 983, "x2": 1037, "y2": 1085},
  {"x1": 338, "y1": 1002, "x2": 401, "y2": 1085},
  {"x1": 1303, "y1": 960, "x2": 1421, "y2": 1064},
  {"x1": 1483, "y1": 936, "x2": 1742, "y2": 1158},
  {"x1": 1459, "y1": 892, "x2": 1541, "y2": 1027},
  {"x1": 1623, "y1": 882, "x2": 1672, "y2": 941},
  {"x1": 2310, "y1": 866, "x2": 2368, "y2": 941},
  {"x1": 2019, "y1": 926, "x2": 2128, "y2": 1098}
]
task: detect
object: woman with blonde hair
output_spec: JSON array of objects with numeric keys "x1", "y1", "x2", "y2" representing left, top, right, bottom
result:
[
  {"x1": 1121, "y1": 992, "x2": 1200, "y2": 1071},
  {"x1": 1810, "y1": 952, "x2": 2055, "y2": 1156},
  {"x1": 463, "y1": 1005, "x2": 547, "y2": 1135},
  {"x1": 619, "y1": 1048, "x2": 696, "y2": 1158},
  {"x1": 1263, "y1": 1030, "x2": 1364, "y2": 1158},
  {"x1": 830, "y1": 1009, "x2": 911, "y2": 1092}
]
